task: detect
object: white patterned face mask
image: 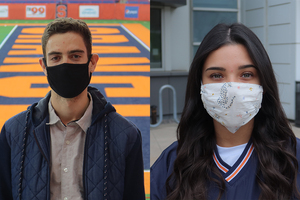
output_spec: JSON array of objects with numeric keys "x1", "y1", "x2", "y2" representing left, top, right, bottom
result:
[{"x1": 200, "y1": 82, "x2": 263, "y2": 133}]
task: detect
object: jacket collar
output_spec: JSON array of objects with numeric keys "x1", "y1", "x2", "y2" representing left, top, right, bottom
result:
[{"x1": 29, "y1": 86, "x2": 115, "y2": 127}]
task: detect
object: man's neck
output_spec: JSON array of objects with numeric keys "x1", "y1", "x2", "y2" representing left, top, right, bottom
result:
[{"x1": 50, "y1": 89, "x2": 90, "y2": 125}]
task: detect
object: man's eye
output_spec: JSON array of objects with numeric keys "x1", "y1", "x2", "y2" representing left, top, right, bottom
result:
[
  {"x1": 73, "y1": 55, "x2": 80, "y2": 59},
  {"x1": 51, "y1": 56, "x2": 59, "y2": 61}
]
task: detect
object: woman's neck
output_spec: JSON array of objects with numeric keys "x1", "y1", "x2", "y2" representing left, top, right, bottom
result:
[{"x1": 214, "y1": 118, "x2": 254, "y2": 147}]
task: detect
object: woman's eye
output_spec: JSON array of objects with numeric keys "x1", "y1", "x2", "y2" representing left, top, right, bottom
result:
[
  {"x1": 210, "y1": 74, "x2": 223, "y2": 79},
  {"x1": 242, "y1": 73, "x2": 253, "y2": 78}
]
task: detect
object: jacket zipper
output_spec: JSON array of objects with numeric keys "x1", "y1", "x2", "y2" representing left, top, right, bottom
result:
[{"x1": 83, "y1": 127, "x2": 90, "y2": 200}]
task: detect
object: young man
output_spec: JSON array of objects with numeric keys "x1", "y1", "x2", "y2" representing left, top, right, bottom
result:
[{"x1": 0, "y1": 18, "x2": 145, "y2": 200}]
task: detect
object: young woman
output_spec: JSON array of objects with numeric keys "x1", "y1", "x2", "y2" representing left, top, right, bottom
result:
[{"x1": 151, "y1": 23, "x2": 300, "y2": 200}]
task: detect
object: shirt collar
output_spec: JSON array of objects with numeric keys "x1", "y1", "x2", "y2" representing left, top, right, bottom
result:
[
  {"x1": 47, "y1": 100, "x2": 60, "y2": 125},
  {"x1": 46, "y1": 93, "x2": 93, "y2": 133},
  {"x1": 76, "y1": 93, "x2": 93, "y2": 132}
]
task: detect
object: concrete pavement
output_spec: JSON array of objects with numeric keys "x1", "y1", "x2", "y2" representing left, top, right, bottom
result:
[{"x1": 150, "y1": 121, "x2": 300, "y2": 166}]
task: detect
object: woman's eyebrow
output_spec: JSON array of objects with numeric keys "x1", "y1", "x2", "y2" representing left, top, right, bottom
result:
[
  {"x1": 238, "y1": 64, "x2": 256, "y2": 69},
  {"x1": 205, "y1": 67, "x2": 226, "y2": 71}
]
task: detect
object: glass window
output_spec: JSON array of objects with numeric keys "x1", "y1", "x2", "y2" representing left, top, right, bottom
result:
[
  {"x1": 193, "y1": 0, "x2": 237, "y2": 9},
  {"x1": 150, "y1": 8, "x2": 162, "y2": 69},
  {"x1": 193, "y1": 11, "x2": 237, "y2": 43}
]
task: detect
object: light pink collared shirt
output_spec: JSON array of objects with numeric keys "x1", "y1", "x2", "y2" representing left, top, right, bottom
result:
[{"x1": 47, "y1": 94, "x2": 93, "y2": 200}]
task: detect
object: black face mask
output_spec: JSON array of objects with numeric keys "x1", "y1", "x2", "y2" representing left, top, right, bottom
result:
[{"x1": 44, "y1": 56, "x2": 92, "y2": 98}]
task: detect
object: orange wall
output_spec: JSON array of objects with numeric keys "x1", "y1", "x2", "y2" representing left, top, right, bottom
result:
[{"x1": 0, "y1": 3, "x2": 149, "y2": 20}]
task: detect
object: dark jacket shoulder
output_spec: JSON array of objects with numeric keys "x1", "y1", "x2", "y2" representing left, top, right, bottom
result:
[
  {"x1": 150, "y1": 141, "x2": 178, "y2": 200},
  {"x1": 296, "y1": 137, "x2": 300, "y2": 160},
  {"x1": 2, "y1": 109, "x2": 31, "y2": 146}
]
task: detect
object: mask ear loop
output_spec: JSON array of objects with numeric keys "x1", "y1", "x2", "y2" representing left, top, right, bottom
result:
[
  {"x1": 200, "y1": 81, "x2": 204, "y2": 95},
  {"x1": 88, "y1": 54, "x2": 93, "y2": 63},
  {"x1": 88, "y1": 54, "x2": 93, "y2": 78},
  {"x1": 43, "y1": 58, "x2": 48, "y2": 68}
]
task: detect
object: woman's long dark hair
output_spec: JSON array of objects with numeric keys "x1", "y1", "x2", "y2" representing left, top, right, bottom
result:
[{"x1": 166, "y1": 23, "x2": 300, "y2": 200}]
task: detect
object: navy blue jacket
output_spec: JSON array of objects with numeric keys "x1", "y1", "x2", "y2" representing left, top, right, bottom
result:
[
  {"x1": 151, "y1": 139, "x2": 300, "y2": 200},
  {"x1": 0, "y1": 87, "x2": 145, "y2": 200}
]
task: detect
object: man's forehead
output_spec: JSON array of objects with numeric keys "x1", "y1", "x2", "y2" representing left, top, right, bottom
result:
[{"x1": 46, "y1": 32, "x2": 87, "y2": 55}]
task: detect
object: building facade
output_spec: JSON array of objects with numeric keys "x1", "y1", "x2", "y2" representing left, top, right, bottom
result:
[{"x1": 150, "y1": 0, "x2": 300, "y2": 122}]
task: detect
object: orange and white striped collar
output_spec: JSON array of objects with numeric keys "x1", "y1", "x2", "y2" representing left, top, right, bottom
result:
[{"x1": 213, "y1": 141, "x2": 255, "y2": 183}]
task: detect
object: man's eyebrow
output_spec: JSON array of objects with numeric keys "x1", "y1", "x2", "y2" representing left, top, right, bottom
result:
[
  {"x1": 205, "y1": 67, "x2": 226, "y2": 71},
  {"x1": 47, "y1": 51, "x2": 62, "y2": 56},
  {"x1": 68, "y1": 49, "x2": 85, "y2": 54}
]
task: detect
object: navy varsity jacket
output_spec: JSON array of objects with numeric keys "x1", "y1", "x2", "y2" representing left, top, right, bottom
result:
[{"x1": 151, "y1": 139, "x2": 300, "y2": 199}]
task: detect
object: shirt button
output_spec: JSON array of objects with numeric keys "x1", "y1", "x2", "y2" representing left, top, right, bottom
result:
[
  {"x1": 64, "y1": 168, "x2": 68, "y2": 172},
  {"x1": 66, "y1": 140, "x2": 70, "y2": 145},
  {"x1": 64, "y1": 197, "x2": 68, "y2": 200}
]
